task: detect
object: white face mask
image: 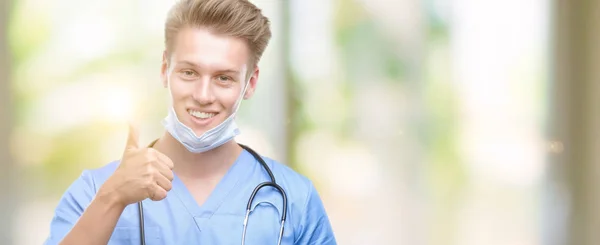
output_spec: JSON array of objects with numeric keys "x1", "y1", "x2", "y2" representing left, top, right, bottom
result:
[{"x1": 162, "y1": 74, "x2": 250, "y2": 153}]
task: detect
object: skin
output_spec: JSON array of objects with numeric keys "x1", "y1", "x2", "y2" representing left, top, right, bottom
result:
[{"x1": 59, "y1": 27, "x2": 260, "y2": 245}]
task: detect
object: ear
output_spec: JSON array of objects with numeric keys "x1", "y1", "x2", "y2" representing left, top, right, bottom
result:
[
  {"x1": 161, "y1": 51, "x2": 169, "y2": 88},
  {"x1": 243, "y1": 65, "x2": 259, "y2": 100}
]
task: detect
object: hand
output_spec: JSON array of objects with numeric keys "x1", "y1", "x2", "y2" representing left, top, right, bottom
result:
[{"x1": 98, "y1": 123, "x2": 174, "y2": 206}]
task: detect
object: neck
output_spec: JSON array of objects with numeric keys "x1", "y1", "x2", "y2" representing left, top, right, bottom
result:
[{"x1": 152, "y1": 131, "x2": 243, "y2": 180}]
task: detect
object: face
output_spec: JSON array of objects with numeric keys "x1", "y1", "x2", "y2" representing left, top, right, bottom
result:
[{"x1": 161, "y1": 27, "x2": 259, "y2": 136}]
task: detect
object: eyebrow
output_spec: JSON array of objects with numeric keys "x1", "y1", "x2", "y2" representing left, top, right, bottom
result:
[{"x1": 177, "y1": 60, "x2": 241, "y2": 75}]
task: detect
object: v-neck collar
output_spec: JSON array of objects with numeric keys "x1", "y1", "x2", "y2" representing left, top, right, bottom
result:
[{"x1": 171, "y1": 149, "x2": 252, "y2": 222}]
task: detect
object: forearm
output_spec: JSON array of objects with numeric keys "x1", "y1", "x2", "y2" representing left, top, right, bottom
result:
[{"x1": 59, "y1": 192, "x2": 125, "y2": 245}]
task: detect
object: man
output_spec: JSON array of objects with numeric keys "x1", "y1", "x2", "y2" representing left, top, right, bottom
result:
[{"x1": 44, "y1": 0, "x2": 337, "y2": 244}]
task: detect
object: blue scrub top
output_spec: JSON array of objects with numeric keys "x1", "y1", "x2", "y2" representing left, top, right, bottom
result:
[{"x1": 44, "y1": 149, "x2": 337, "y2": 245}]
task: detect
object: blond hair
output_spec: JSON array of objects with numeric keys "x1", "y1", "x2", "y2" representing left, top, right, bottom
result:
[{"x1": 164, "y1": 0, "x2": 272, "y2": 68}]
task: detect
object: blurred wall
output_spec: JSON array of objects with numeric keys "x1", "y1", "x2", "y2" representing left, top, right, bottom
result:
[
  {"x1": 552, "y1": 0, "x2": 600, "y2": 244},
  {"x1": 5, "y1": 0, "x2": 600, "y2": 244},
  {"x1": 0, "y1": 0, "x2": 15, "y2": 243}
]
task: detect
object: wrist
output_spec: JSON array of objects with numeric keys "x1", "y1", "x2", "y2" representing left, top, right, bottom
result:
[{"x1": 96, "y1": 187, "x2": 127, "y2": 210}]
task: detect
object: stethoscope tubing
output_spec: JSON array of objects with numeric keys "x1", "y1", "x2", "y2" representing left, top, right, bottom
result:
[{"x1": 137, "y1": 143, "x2": 288, "y2": 245}]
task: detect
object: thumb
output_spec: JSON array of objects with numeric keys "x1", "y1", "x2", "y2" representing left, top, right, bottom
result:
[{"x1": 125, "y1": 122, "x2": 140, "y2": 151}]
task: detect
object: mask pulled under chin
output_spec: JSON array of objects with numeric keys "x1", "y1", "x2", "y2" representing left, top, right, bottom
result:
[{"x1": 162, "y1": 107, "x2": 241, "y2": 153}]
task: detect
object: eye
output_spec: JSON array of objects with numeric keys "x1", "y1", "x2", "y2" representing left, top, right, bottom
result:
[
  {"x1": 182, "y1": 70, "x2": 196, "y2": 77},
  {"x1": 217, "y1": 75, "x2": 233, "y2": 83},
  {"x1": 178, "y1": 69, "x2": 198, "y2": 80}
]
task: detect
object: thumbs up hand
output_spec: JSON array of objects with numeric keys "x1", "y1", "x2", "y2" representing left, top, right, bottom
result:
[{"x1": 98, "y1": 123, "x2": 175, "y2": 206}]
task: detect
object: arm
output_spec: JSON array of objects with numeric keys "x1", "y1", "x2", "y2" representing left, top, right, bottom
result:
[
  {"x1": 44, "y1": 171, "x2": 125, "y2": 245},
  {"x1": 58, "y1": 192, "x2": 126, "y2": 245},
  {"x1": 295, "y1": 183, "x2": 337, "y2": 245},
  {"x1": 45, "y1": 125, "x2": 174, "y2": 245}
]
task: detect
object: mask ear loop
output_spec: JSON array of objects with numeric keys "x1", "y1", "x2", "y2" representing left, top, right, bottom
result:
[
  {"x1": 231, "y1": 77, "x2": 252, "y2": 115},
  {"x1": 165, "y1": 66, "x2": 176, "y2": 105}
]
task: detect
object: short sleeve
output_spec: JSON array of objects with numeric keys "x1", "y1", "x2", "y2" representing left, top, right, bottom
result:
[
  {"x1": 43, "y1": 170, "x2": 97, "y2": 245},
  {"x1": 295, "y1": 183, "x2": 337, "y2": 245}
]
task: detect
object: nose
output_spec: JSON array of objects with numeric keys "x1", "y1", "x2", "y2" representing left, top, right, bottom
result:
[{"x1": 192, "y1": 78, "x2": 215, "y2": 105}]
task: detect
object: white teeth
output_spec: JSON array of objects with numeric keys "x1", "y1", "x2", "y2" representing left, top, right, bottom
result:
[{"x1": 188, "y1": 110, "x2": 216, "y2": 119}]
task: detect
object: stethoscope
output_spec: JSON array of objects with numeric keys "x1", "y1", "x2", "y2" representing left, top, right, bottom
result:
[{"x1": 137, "y1": 142, "x2": 288, "y2": 245}]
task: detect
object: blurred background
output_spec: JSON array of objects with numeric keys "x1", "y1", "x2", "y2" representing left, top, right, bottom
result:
[{"x1": 1, "y1": 0, "x2": 599, "y2": 244}]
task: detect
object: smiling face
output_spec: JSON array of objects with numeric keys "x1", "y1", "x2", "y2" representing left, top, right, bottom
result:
[{"x1": 161, "y1": 27, "x2": 259, "y2": 136}]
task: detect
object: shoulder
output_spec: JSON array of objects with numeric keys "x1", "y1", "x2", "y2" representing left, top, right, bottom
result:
[
  {"x1": 87, "y1": 160, "x2": 121, "y2": 185},
  {"x1": 258, "y1": 155, "x2": 337, "y2": 244},
  {"x1": 260, "y1": 155, "x2": 315, "y2": 200},
  {"x1": 65, "y1": 160, "x2": 121, "y2": 196}
]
